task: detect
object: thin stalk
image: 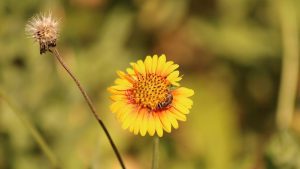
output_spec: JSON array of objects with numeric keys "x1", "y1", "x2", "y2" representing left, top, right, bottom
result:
[
  {"x1": 48, "y1": 47, "x2": 126, "y2": 169},
  {"x1": 151, "y1": 137, "x2": 159, "y2": 169},
  {"x1": 276, "y1": 0, "x2": 299, "y2": 130},
  {"x1": 0, "y1": 90, "x2": 60, "y2": 168}
]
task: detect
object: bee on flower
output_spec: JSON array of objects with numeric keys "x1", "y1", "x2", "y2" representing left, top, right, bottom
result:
[{"x1": 108, "y1": 55, "x2": 194, "y2": 137}]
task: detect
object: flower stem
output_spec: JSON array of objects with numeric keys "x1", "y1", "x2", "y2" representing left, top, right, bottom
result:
[
  {"x1": 0, "y1": 90, "x2": 60, "y2": 168},
  {"x1": 276, "y1": 0, "x2": 299, "y2": 130},
  {"x1": 48, "y1": 47, "x2": 126, "y2": 169},
  {"x1": 152, "y1": 137, "x2": 159, "y2": 169}
]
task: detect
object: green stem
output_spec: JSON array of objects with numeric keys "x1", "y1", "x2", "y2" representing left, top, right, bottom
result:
[
  {"x1": 0, "y1": 90, "x2": 60, "y2": 168},
  {"x1": 151, "y1": 137, "x2": 159, "y2": 169},
  {"x1": 276, "y1": 0, "x2": 299, "y2": 130}
]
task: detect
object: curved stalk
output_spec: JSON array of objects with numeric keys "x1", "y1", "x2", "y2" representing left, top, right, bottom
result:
[
  {"x1": 0, "y1": 90, "x2": 60, "y2": 168},
  {"x1": 48, "y1": 47, "x2": 126, "y2": 169},
  {"x1": 276, "y1": 0, "x2": 299, "y2": 130}
]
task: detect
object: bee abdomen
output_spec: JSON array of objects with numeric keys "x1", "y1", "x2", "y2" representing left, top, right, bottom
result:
[{"x1": 156, "y1": 93, "x2": 173, "y2": 110}]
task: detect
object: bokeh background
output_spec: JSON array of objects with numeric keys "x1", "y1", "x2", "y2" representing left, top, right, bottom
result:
[{"x1": 1, "y1": 0, "x2": 300, "y2": 169}]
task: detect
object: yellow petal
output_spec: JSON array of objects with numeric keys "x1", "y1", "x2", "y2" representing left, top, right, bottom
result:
[
  {"x1": 172, "y1": 102, "x2": 190, "y2": 114},
  {"x1": 122, "y1": 110, "x2": 138, "y2": 130},
  {"x1": 173, "y1": 87, "x2": 194, "y2": 97},
  {"x1": 137, "y1": 60, "x2": 146, "y2": 75},
  {"x1": 161, "y1": 63, "x2": 179, "y2": 77},
  {"x1": 107, "y1": 87, "x2": 123, "y2": 95},
  {"x1": 110, "y1": 85, "x2": 130, "y2": 91},
  {"x1": 159, "y1": 112, "x2": 171, "y2": 133},
  {"x1": 110, "y1": 101, "x2": 124, "y2": 113},
  {"x1": 167, "y1": 71, "x2": 180, "y2": 84},
  {"x1": 130, "y1": 62, "x2": 138, "y2": 73},
  {"x1": 169, "y1": 108, "x2": 187, "y2": 121},
  {"x1": 114, "y1": 78, "x2": 132, "y2": 86},
  {"x1": 175, "y1": 76, "x2": 182, "y2": 81},
  {"x1": 166, "y1": 110, "x2": 179, "y2": 129},
  {"x1": 160, "y1": 61, "x2": 174, "y2": 76},
  {"x1": 147, "y1": 113, "x2": 155, "y2": 136},
  {"x1": 173, "y1": 96, "x2": 193, "y2": 109},
  {"x1": 165, "y1": 64, "x2": 179, "y2": 75},
  {"x1": 156, "y1": 54, "x2": 166, "y2": 73},
  {"x1": 133, "y1": 110, "x2": 144, "y2": 135},
  {"x1": 171, "y1": 81, "x2": 180, "y2": 86},
  {"x1": 126, "y1": 68, "x2": 135, "y2": 75},
  {"x1": 144, "y1": 56, "x2": 153, "y2": 74},
  {"x1": 152, "y1": 55, "x2": 158, "y2": 74},
  {"x1": 129, "y1": 123, "x2": 134, "y2": 133},
  {"x1": 110, "y1": 95, "x2": 126, "y2": 101},
  {"x1": 154, "y1": 113, "x2": 163, "y2": 137},
  {"x1": 117, "y1": 104, "x2": 133, "y2": 121},
  {"x1": 139, "y1": 109, "x2": 148, "y2": 136},
  {"x1": 117, "y1": 71, "x2": 126, "y2": 78},
  {"x1": 115, "y1": 103, "x2": 126, "y2": 118}
]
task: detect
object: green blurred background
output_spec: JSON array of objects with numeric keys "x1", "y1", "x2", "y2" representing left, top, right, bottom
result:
[{"x1": 1, "y1": 0, "x2": 300, "y2": 169}]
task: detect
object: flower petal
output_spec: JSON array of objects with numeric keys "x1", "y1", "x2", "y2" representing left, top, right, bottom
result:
[
  {"x1": 152, "y1": 55, "x2": 158, "y2": 74},
  {"x1": 147, "y1": 113, "x2": 156, "y2": 136},
  {"x1": 173, "y1": 96, "x2": 193, "y2": 109},
  {"x1": 167, "y1": 71, "x2": 180, "y2": 85},
  {"x1": 144, "y1": 56, "x2": 153, "y2": 74},
  {"x1": 133, "y1": 109, "x2": 144, "y2": 135},
  {"x1": 172, "y1": 101, "x2": 190, "y2": 114},
  {"x1": 166, "y1": 110, "x2": 179, "y2": 129},
  {"x1": 169, "y1": 107, "x2": 187, "y2": 121},
  {"x1": 137, "y1": 60, "x2": 146, "y2": 75},
  {"x1": 117, "y1": 104, "x2": 133, "y2": 121},
  {"x1": 110, "y1": 95, "x2": 126, "y2": 102},
  {"x1": 154, "y1": 113, "x2": 163, "y2": 137},
  {"x1": 139, "y1": 109, "x2": 148, "y2": 136},
  {"x1": 110, "y1": 101, "x2": 124, "y2": 113},
  {"x1": 160, "y1": 61, "x2": 174, "y2": 76},
  {"x1": 156, "y1": 54, "x2": 166, "y2": 74},
  {"x1": 173, "y1": 87, "x2": 194, "y2": 97},
  {"x1": 161, "y1": 63, "x2": 179, "y2": 77},
  {"x1": 122, "y1": 109, "x2": 138, "y2": 130},
  {"x1": 159, "y1": 112, "x2": 171, "y2": 133},
  {"x1": 126, "y1": 68, "x2": 135, "y2": 75}
]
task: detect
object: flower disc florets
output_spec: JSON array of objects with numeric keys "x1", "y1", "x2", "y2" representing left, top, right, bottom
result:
[{"x1": 127, "y1": 73, "x2": 171, "y2": 111}]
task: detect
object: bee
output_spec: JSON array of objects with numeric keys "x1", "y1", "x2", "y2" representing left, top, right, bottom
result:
[{"x1": 157, "y1": 92, "x2": 173, "y2": 110}]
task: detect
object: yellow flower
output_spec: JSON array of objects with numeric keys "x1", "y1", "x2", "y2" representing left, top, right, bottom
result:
[{"x1": 108, "y1": 55, "x2": 194, "y2": 137}]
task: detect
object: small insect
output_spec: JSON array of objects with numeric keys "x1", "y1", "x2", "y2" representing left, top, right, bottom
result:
[{"x1": 157, "y1": 92, "x2": 173, "y2": 110}]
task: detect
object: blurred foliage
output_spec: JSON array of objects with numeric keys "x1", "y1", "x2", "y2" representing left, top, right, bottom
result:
[
  {"x1": 266, "y1": 131, "x2": 300, "y2": 169},
  {"x1": 0, "y1": 0, "x2": 300, "y2": 169}
]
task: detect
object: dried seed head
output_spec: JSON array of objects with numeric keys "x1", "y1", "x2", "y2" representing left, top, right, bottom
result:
[{"x1": 25, "y1": 12, "x2": 59, "y2": 54}]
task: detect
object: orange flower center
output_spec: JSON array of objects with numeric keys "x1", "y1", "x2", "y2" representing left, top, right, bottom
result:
[{"x1": 126, "y1": 73, "x2": 171, "y2": 111}]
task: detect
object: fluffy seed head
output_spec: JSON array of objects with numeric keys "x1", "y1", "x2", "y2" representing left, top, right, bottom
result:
[{"x1": 25, "y1": 12, "x2": 59, "y2": 54}]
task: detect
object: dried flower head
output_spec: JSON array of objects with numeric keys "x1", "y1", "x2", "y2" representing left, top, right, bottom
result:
[
  {"x1": 108, "y1": 54, "x2": 194, "y2": 137},
  {"x1": 25, "y1": 12, "x2": 59, "y2": 54}
]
